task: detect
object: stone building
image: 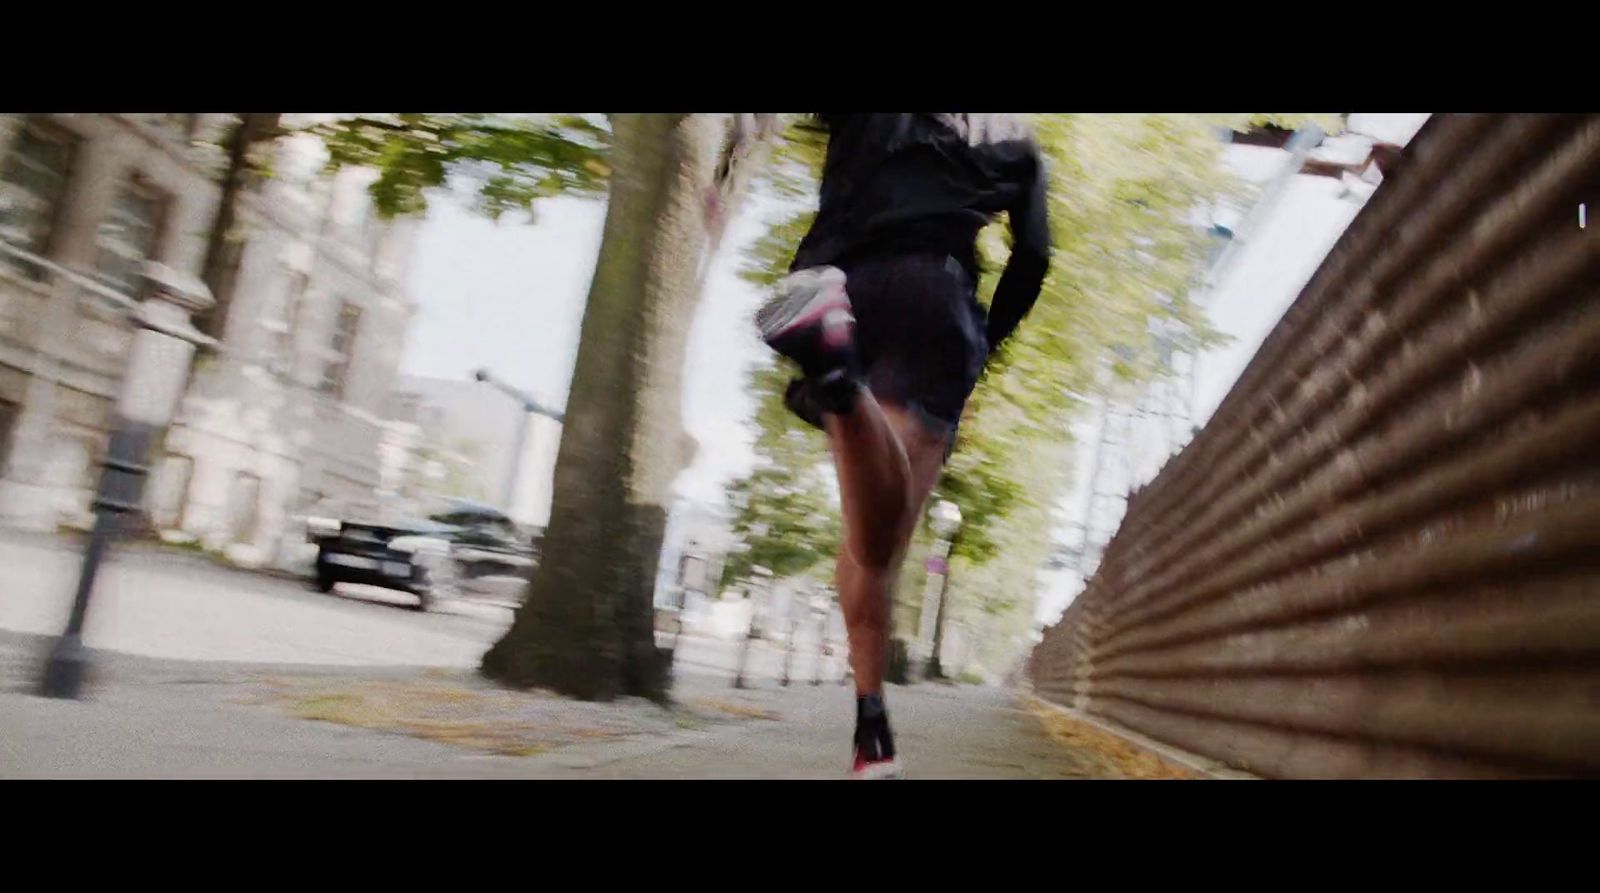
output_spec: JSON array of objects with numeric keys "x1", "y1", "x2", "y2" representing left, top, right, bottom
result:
[
  {"x1": 0, "y1": 114, "x2": 418, "y2": 568},
  {"x1": 1, "y1": 114, "x2": 226, "y2": 531}
]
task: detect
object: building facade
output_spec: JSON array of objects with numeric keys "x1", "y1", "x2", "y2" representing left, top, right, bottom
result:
[
  {"x1": 1, "y1": 114, "x2": 227, "y2": 531},
  {"x1": 0, "y1": 114, "x2": 419, "y2": 569}
]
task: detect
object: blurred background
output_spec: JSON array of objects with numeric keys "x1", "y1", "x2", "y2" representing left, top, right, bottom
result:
[{"x1": 17, "y1": 112, "x2": 1579, "y2": 779}]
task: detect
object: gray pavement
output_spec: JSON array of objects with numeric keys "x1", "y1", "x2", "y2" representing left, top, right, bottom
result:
[
  {"x1": 0, "y1": 531, "x2": 1113, "y2": 779},
  {"x1": 0, "y1": 629, "x2": 1101, "y2": 779}
]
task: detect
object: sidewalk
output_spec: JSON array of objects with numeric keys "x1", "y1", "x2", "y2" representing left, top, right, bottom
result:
[
  {"x1": 0, "y1": 531, "x2": 508, "y2": 667},
  {"x1": 0, "y1": 630, "x2": 1141, "y2": 780}
]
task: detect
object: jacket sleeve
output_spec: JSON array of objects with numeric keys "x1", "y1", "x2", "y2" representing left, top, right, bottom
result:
[{"x1": 985, "y1": 143, "x2": 1052, "y2": 352}]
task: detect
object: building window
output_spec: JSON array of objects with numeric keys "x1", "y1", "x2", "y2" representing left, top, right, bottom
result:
[
  {"x1": 227, "y1": 471, "x2": 262, "y2": 545},
  {"x1": 95, "y1": 174, "x2": 168, "y2": 296},
  {"x1": 319, "y1": 300, "x2": 361, "y2": 399},
  {"x1": 275, "y1": 271, "x2": 310, "y2": 375},
  {"x1": 0, "y1": 120, "x2": 77, "y2": 275},
  {"x1": 354, "y1": 199, "x2": 385, "y2": 262}
]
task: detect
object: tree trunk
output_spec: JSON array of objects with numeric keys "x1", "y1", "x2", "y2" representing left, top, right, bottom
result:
[
  {"x1": 198, "y1": 113, "x2": 280, "y2": 340},
  {"x1": 482, "y1": 114, "x2": 769, "y2": 701}
]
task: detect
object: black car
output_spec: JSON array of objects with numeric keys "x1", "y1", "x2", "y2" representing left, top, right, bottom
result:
[
  {"x1": 308, "y1": 500, "x2": 538, "y2": 612},
  {"x1": 425, "y1": 503, "x2": 542, "y2": 581}
]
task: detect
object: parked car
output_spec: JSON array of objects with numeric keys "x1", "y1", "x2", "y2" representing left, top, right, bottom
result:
[
  {"x1": 424, "y1": 500, "x2": 541, "y2": 581},
  {"x1": 307, "y1": 498, "x2": 538, "y2": 612}
]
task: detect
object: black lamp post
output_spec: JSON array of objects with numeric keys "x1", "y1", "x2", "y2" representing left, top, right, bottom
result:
[{"x1": 39, "y1": 263, "x2": 214, "y2": 699}]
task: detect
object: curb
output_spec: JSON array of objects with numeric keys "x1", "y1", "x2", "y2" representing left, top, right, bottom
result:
[{"x1": 1019, "y1": 686, "x2": 1258, "y2": 780}]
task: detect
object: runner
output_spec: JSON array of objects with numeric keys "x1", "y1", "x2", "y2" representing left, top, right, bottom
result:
[{"x1": 755, "y1": 114, "x2": 1052, "y2": 778}]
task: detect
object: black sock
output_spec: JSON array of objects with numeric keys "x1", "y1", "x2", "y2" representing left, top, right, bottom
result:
[
  {"x1": 855, "y1": 693, "x2": 896, "y2": 760},
  {"x1": 785, "y1": 373, "x2": 861, "y2": 430},
  {"x1": 813, "y1": 367, "x2": 860, "y2": 414}
]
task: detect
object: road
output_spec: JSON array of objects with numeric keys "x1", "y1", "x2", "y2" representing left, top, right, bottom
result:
[
  {"x1": 0, "y1": 532, "x2": 839, "y2": 683},
  {"x1": 0, "y1": 532, "x2": 507, "y2": 666}
]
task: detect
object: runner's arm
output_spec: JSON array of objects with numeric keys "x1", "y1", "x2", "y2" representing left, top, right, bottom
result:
[{"x1": 985, "y1": 146, "x2": 1052, "y2": 353}]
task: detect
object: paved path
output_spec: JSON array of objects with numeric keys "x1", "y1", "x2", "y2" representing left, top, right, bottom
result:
[
  {"x1": 0, "y1": 532, "x2": 506, "y2": 666},
  {"x1": 0, "y1": 532, "x2": 1131, "y2": 779},
  {"x1": 0, "y1": 631, "x2": 1103, "y2": 779}
]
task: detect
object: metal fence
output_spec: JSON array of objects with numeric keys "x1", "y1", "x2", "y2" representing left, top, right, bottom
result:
[{"x1": 1027, "y1": 114, "x2": 1600, "y2": 778}]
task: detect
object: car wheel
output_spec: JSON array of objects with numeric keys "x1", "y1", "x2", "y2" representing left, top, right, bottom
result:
[{"x1": 415, "y1": 553, "x2": 459, "y2": 612}]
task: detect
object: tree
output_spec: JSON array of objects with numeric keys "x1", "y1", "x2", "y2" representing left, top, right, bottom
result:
[
  {"x1": 312, "y1": 112, "x2": 777, "y2": 701},
  {"x1": 479, "y1": 115, "x2": 776, "y2": 700},
  {"x1": 198, "y1": 113, "x2": 281, "y2": 340},
  {"x1": 307, "y1": 114, "x2": 611, "y2": 220}
]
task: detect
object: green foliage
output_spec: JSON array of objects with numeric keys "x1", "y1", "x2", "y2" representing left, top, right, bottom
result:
[
  {"x1": 715, "y1": 117, "x2": 847, "y2": 586},
  {"x1": 719, "y1": 364, "x2": 840, "y2": 586},
  {"x1": 304, "y1": 113, "x2": 612, "y2": 220}
]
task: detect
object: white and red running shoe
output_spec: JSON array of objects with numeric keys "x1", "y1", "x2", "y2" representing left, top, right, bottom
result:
[
  {"x1": 851, "y1": 751, "x2": 905, "y2": 780},
  {"x1": 851, "y1": 693, "x2": 903, "y2": 779},
  {"x1": 756, "y1": 266, "x2": 856, "y2": 380}
]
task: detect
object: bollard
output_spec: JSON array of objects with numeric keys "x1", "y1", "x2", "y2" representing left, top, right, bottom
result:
[
  {"x1": 733, "y1": 628, "x2": 753, "y2": 689},
  {"x1": 837, "y1": 608, "x2": 851, "y2": 686},
  {"x1": 733, "y1": 604, "x2": 755, "y2": 689},
  {"x1": 812, "y1": 611, "x2": 826, "y2": 686},
  {"x1": 734, "y1": 569, "x2": 773, "y2": 689},
  {"x1": 780, "y1": 618, "x2": 798, "y2": 687}
]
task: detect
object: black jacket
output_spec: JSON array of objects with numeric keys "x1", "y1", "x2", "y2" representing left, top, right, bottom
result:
[{"x1": 790, "y1": 114, "x2": 1052, "y2": 351}]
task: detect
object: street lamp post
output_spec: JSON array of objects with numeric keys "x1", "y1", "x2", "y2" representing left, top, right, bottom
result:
[
  {"x1": 918, "y1": 499, "x2": 962, "y2": 681},
  {"x1": 473, "y1": 368, "x2": 564, "y2": 516},
  {"x1": 39, "y1": 263, "x2": 215, "y2": 700},
  {"x1": 780, "y1": 587, "x2": 801, "y2": 688}
]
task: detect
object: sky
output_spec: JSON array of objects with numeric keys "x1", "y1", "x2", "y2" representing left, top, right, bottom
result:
[{"x1": 403, "y1": 188, "x2": 779, "y2": 508}]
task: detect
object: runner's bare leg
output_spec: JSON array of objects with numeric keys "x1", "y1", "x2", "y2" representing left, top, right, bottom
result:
[{"x1": 826, "y1": 393, "x2": 949, "y2": 696}]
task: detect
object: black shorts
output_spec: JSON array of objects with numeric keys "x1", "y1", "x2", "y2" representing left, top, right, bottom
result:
[{"x1": 788, "y1": 252, "x2": 989, "y2": 440}]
